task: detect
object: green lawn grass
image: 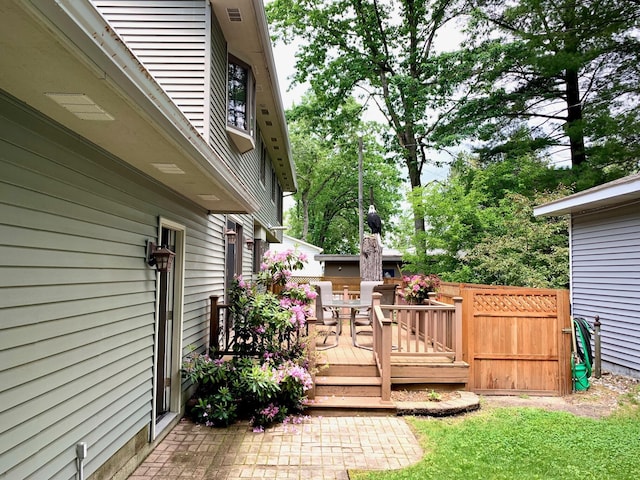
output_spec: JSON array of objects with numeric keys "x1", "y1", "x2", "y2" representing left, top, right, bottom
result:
[{"x1": 351, "y1": 405, "x2": 640, "y2": 480}]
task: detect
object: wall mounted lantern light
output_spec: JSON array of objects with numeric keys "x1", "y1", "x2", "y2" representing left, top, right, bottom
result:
[
  {"x1": 225, "y1": 228, "x2": 237, "y2": 245},
  {"x1": 147, "y1": 241, "x2": 176, "y2": 273},
  {"x1": 245, "y1": 237, "x2": 255, "y2": 249}
]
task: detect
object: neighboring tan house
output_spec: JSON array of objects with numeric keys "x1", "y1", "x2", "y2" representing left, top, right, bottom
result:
[
  {"x1": 267, "y1": 234, "x2": 324, "y2": 278},
  {"x1": 535, "y1": 173, "x2": 640, "y2": 378},
  {"x1": 0, "y1": 1, "x2": 295, "y2": 479},
  {"x1": 317, "y1": 249, "x2": 405, "y2": 279}
]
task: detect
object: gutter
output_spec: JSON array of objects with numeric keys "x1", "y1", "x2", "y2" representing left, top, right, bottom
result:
[
  {"x1": 252, "y1": 0, "x2": 297, "y2": 192},
  {"x1": 29, "y1": 0, "x2": 260, "y2": 212}
]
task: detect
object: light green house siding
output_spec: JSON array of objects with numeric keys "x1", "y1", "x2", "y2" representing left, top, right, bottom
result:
[
  {"x1": 93, "y1": 0, "x2": 284, "y2": 241},
  {"x1": 0, "y1": 93, "x2": 223, "y2": 479},
  {"x1": 1, "y1": 0, "x2": 293, "y2": 478}
]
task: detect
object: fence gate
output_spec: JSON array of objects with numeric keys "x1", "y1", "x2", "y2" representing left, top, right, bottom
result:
[{"x1": 462, "y1": 288, "x2": 571, "y2": 396}]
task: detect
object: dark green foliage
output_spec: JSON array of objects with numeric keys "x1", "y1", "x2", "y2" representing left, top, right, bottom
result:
[
  {"x1": 397, "y1": 154, "x2": 571, "y2": 288},
  {"x1": 268, "y1": 0, "x2": 473, "y2": 234},
  {"x1": 448, "y1": 0, "x2": 640, "y2": 173},
  {"x1": 284, "y1": 95, "x2": 402, "y2": 253}
]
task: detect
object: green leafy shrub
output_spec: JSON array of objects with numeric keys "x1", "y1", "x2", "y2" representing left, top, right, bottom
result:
[{"x1": 183, "y1": 249, "x2": 316, "y2": 430}]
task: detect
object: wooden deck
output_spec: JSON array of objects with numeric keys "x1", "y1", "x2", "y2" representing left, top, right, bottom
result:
[
  {"x1": 312, "y1": 317, "x2": 467, "y2": 378},
  {"x1": 308, "y1": 317, "x2": 468, "y2": 413},
  {"x1": 316, "y1": 319, "x2": 452, "y2": 365}
]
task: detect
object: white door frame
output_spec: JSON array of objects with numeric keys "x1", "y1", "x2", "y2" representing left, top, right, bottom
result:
[{"x1": 151, "y1": 217, "x2": 186, "y2": 440}]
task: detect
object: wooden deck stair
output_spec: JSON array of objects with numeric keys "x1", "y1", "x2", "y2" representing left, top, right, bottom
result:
[
  {"x1": 305, "y1": 315, "x2": 469, "y2": 415},
  {"x1": 307, "y1": 355, "x2": 397, "y2": 415}
]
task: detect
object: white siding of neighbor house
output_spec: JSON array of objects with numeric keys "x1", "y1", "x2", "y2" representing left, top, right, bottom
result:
[
  {"x1": 571, "y1": 203, "x2": 640, "y2": 377},
  {"x1": 0, "y1": 94, "x2": 224, "y2": 479},
  {"x1": 269, "y1": 237, "x2": 324, "y2": 278},
  {"x1": 92, "y1": 0, "x2": 209, "y2": 136}
]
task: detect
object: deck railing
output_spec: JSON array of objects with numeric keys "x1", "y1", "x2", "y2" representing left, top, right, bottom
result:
[
  {"x1": 208, "y1": 295, "x2": 304, "y2": 356},
  {"x1": 371, "y1": 293, "x2": 463, "y2": 401},
  {"x1": 209, "y1": 296, "x2": 233, "y2": 353}
]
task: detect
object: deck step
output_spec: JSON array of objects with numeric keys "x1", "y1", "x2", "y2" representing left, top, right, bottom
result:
[
  {"x1": 314, "y1": 375, "x2": 382, "y2": 397},
  {"x1": 317, "y1": 363, "x2": 378, "y2": 377},
  {"x1": 305, "y1": 395, "x2": 396, "y2": 416}
]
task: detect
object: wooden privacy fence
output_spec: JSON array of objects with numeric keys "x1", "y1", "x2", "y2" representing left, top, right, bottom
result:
[{"x1": 439, "y1": 283, "x2": 571, "y2": 395}]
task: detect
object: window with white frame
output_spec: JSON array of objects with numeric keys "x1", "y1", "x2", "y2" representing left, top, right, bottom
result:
[{"x1": 227, "y1": 55, "x2": 255, "y2": 136}]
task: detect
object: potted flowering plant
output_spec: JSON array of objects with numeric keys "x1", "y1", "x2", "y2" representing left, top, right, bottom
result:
[{"x1": 400, "y1": 273, "x2": 441, "y2": 304}]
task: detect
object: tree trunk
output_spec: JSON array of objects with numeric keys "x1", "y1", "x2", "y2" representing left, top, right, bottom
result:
[
  {"x1": 565, "y1": 67, "x2": 586, "y2": 167},
  {"x1": 360, "y1": 235, "x2": 382, "y2": 281},
  {"x1": 562, "y1": 4, "x2": 586, "y2": 167},
  {"x1": 301, "y1": 196, "x2": 310, "y2": 241},
  {"x1": 405, "y1": 143, "x2": 426, "y2": 233}
]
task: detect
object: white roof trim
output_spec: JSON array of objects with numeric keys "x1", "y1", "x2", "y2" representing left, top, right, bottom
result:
[
  {"x1": 282, "y1": 234, "x2": 323, "y2": 253},
  {"x1": 534, "y1": 173, "x2": 640, "y2": 216},
  {"x1": 29, "y1": 0, "x2": 261, "y2": 213}
]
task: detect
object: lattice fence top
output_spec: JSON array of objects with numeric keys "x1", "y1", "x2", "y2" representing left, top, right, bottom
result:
[{"x1": 473, "y1": 292, "x2": 558, "y2": 313}]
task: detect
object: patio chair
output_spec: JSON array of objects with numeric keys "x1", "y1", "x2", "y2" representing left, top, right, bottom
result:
[
  {"x1": 351, "y1": 281, "x2": 383, "y2": 349},
  {"x1": 373, "y1": 283, "x2": 398, "y2": 306},
  {"x1": 310, "y1": 282, "x2": 340, "y2": 349}
]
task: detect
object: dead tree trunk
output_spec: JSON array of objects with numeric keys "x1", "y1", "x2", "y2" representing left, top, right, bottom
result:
[{"x1": 360, "y1": 235, "x2": 382, "y2": 281}]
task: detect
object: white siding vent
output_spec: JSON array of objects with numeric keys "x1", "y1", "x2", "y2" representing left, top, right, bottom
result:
[{"x1": 227, "y1": 8, "x2": 242, "y2": 22}]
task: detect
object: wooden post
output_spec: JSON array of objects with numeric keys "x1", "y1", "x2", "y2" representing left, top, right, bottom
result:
[
  {"x1": 360, "y1": 235, "x2": 382, "y2": 281},
  {"x1": 372, "y1": 293, "x2": 392, "y2": 402},
  {"x1": 209, "y1": 295, "x2": 219, "y2": 353},
  {"x1": 372, "y1": 292, "x2": 381, "y2": 352},
  {"x1": 307, "y1": 300, "x2": 318, "y2": 400},
  {"x1": 594, "y1": 315, "x2": 601, "y2": 378},
  {"x1": 427, "y1": 291, "x2": 438, "y2": 305},
  {"x1": 453, "y1": 296, "x2": 463, "y2": 363}
]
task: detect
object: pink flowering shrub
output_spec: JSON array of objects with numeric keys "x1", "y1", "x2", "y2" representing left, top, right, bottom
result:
[
  {"x1": 258, "y1": 249, "x2": 307, "y2": 286},
  {"x1": 183, "y1": 249, "x2": 316, "y2": 430},
  {"x1": 399, "y1": 273, "x2": 441, "y2": 304}
]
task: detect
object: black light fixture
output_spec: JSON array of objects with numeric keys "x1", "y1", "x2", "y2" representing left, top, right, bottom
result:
[
  {"x1": 147, "y1": 241, "x2": 176, "y2": 273},
  {"x1": 225, "y1": 228, "x2": 237, "y2": 245}
]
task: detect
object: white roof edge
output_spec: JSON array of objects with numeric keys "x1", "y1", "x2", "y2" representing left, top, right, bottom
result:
[
  {"x1": 534, "y1": 173, "x2": 640, "y2": 216},
  {"x1": 252, "y1": 0, "x2": 297, "y2": 192},
  {"x1": 282, "y1": 234, "x2": 323, "y2": 253},
  {"x1": 36, "y1": 0, "x2": 260, "y2": 212}
]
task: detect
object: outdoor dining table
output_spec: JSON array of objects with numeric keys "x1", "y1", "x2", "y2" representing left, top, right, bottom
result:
[{"x1": 324, "y1": 297, "x2": 372, "y2": 347}]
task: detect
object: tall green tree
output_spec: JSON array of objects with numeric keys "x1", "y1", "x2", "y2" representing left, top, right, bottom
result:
[
  {"x1": 267, "y1": 0, "x2": 471, "y2": 234},
  {"x1": 448, "y1": 0, "x2": 640, "y2": 173},
  {"x1": 286, "y1": 96, "x2": 402, "y2": 254},
  {"x1": 397, "y1": 154, "x2": 570, "y2": 287}
]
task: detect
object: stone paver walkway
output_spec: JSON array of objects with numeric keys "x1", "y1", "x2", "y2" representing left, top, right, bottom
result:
[{"x1": 129, "y1": 416, "x2": 423, "y2": 480}]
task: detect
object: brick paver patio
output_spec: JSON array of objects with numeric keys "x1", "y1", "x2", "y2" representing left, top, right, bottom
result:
[{"x1": 129, "y1": 416, "x2": 423, "y2": 479}]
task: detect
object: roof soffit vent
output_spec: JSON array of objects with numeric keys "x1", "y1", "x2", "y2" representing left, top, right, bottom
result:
[{"x1": 227, "y1": 8, "x2": 242, "y2": 22}]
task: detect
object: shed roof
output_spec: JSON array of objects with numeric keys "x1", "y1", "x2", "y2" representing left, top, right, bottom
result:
[{"x1": 315, "y1": 252, "x2": 404, "y2": 263}]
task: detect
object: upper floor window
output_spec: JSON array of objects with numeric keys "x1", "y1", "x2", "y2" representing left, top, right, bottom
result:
[{"x1": 227, "y1": 55, "x2": 255, "y2": 138}]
